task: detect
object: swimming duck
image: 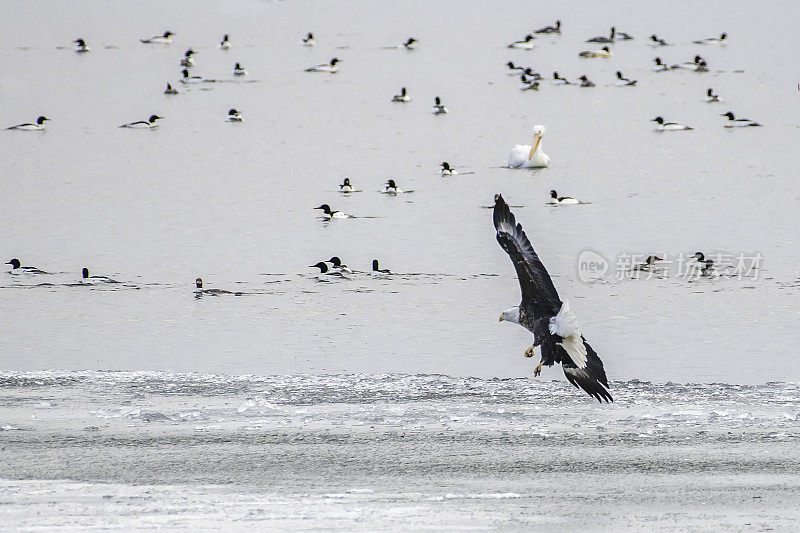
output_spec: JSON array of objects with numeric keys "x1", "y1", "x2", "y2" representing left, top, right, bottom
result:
[
  {"x1": 651, "y1": 116, "x2": 693, "y2": 131},
  {"x1": 303, "y1": 32, "x2": 314, "y2": 46},
  {"x1": 382, "y1": 179, "x2": 403, "y2": 194},
  {"x1": 6, "y1": 258, "x2": 47, "y2": 274},
  {"x1": 440, "y1": 162, "x2": 458, "y2": 175},
  {"x1": 339, "y1": 178, "x2": 354, "y2": 193},
  {"x1": 432, "y1": 96, "x2": 448, "y2": 114},
  {"x1": 614, "y1": 71, "x2": 637, "y2": 86},
  {"x1": 140, "y1": 31, "x2": 174, "y2": 44},
  {"x1": 534, "y1": 20, "x2": 561, "y2": 34},
  {"x1": 314, "y1": 204, "x2": 352, "y2": 219},
  {"x1": 578, "y1": 75, "x2": 595, "y2": 87},
  {"x1": 579, "y1": 46, "x2": 612, "y2": 58},
  {"x1": 508, "y1": 35, "x2": 535, "y2": 49},
  {"x1": 120, "y1": 115, "x2": 162, "y2": 128},
  {"x1": 720, "y1": 112, "x2": 761, "y2": 127},
  {"x1": 392, "y1": 87, "x2": 411, "y2": 102},
  {"x1": 81, "y1": 268, "x2": 118, "y2": 284},
  {"x1": 233, "y1": 63, "x2": 248, "y2": 76},
  {"x1": 6, "y1": 116, "x2": 49, "y2": 130},
  {"x1": 74, "y1": 38, "x2": 90, "y2": 53},
  {"x1": 305, "y1": 58, "x2": 340, "y2": 73},
  {"x1": 227, "y1": 108, "x2": 242, "y2": 122},
  {"x1": 219, "y1": 34, "x2": 231, "y2": 50},
  {"x1": 164, "y1": 83, "x2": 179, "y2": 95},
  {"x1": 548, "y1": 190, "x2": 580, "y2": 205}
]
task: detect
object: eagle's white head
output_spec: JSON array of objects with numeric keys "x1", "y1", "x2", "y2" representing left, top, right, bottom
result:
[{"x1": 499, "y1": 307, "x2": 520, "y2": 324}]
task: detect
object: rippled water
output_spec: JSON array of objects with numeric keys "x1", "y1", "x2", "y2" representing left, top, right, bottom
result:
[{"x1": 2, "y1": 0, "x2": 800, "y2": 529}]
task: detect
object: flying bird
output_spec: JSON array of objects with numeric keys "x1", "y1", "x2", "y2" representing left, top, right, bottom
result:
[{"x1": 493, "y1": 194, "x2": 612, "y2": 402}]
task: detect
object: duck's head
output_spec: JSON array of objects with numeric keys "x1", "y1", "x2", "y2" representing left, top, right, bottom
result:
[
  {"x1": 506, "y1": 61, "x2": 515, "y2": 68},
  {"x1": 434, "y1": 96, "x2": 441, "y2": 105},
  {"x1": 235, "y1": 62, "x2": 242, "y2": 69},
  {"x1": 609, "y1": 26, "x2": 616, "y2": 37},
  {"x1": 400, "y1": 87, "x2": 406, "y2": 95},
  {"x1": 195, "y1": 277, "x2": 203, "y2": 288},
  {"x1": 694, "y1": 55, "x2": 703, "y2": 63},
  {"x1": 707, "y1": 88, "x2": 714, "y2": 96},
  {"x1": 163, "y1": 31, "x2": 174, "y2": 38},
  {"x1": 554, "y1": 20, "x2": 561, "y2": 29},
  {"x1": 342, "y1": 178, "x2": 350, "y2": 186},
  {"x1": 552, "y1": 71, "x2": 560, "y2": 79},
  {"x1": 524, "y1": 34, "x2": 533, "y2": 42},
  {"x1": 616, "y1": 71, "x2": 624, "y2": 79},
  {"x1": 185, "y1": 49, "x2": 195, "y2": 57},
  {"x1": 148, "y1": 115, "x2": 163, "y2": 123},
  {"x1": 646, "y1": 255, "x2": 664, "y2": 264},
  {"x1": 694, "y1": 252, "x2": 705, "y2": 261},
  {"x1": 315, "y1": 204, "x2": 332, "y2": 214},
  {"x1": 228, "y1": 108, "x2": 239, "y2": 115},
  {"x1": 405, "y1": 37, "x2": 416, "y2": 45},
  {"x1": 222, "y1": 34, "x2": 230, "y2": 41},
  {"x1": 721, "y1": 112, "x2": 735, "y2": 120},
  {"x1": 82, "y1": 268, "x2": 90, "y2": 278},
  {"x1": 650, "y1": 34, "x2": 658, "y2": 41},
  {"x1": 310, "y1": 262, "x2": 329, "y2": 273},
  {"x1": 441, "y1": 162, "x2": 450, "y2": 170},
  {"x1": 372, "y1": 259, "x2": 380, "y2": 271},
  {"x1": 601, "y1": 46, "x2": 610, "y2": 52},
  {"x1": 654, "y1": 57, "x2": 663, "y2": 65},
  {"x1": 6, "y1": 258, "x2": 21, "y2": 269},
  {"x1": 307, "y1": 33, "x2": 313, "y2": 39},
  {"x1": 386, "y1": 179, "x2": 397, "y2": 188},
  {"x1": 550, "y1": 190, "x2": 558, "y2": 198},
  {"x1": 330, "y1": 57, "x2": 340, "y2": 65},
  {"x1": 327, "y1": 256, "x2": 343, "y2": 267},
  {"x1": 74, "y1": 38, "x2": 86, "y2": 46},
  {"x1": 36, "y1": 116, "x2": 50, "y2": 124},
  {"x1": 182, "y1": 69, "x2": 190, "y2": 77},
  {"x1": 651, "y1": 116, "x2": 664, "y2": 124},
  {"x1": 720, "y1": 32, "x2": 727, "y2": 40}
]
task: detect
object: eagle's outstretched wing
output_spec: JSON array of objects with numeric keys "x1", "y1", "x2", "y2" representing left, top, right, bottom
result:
[
  {"x1": 493, "y1": 194, "x2": 562, "y2": 317},
  {"x1": 561, "y1": 339, "x2": 613, "y2": 402}
]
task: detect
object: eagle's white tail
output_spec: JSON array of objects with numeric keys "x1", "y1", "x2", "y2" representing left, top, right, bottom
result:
[{"x1": 549, "y1": 301, "x2": 587, "y2": 369}]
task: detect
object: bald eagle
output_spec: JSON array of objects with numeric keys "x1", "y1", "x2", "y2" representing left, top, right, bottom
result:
[{"x1": 494, "y1": 194, "x2": 612, "y2": 402}]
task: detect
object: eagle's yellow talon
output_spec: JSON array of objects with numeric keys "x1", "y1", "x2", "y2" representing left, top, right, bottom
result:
[
  {"x1": 534, "y1": 362, "x2": 543, "y2": 376},
  {"x1": 524, "y1": 346, "x2": 535, "y2": 358}
]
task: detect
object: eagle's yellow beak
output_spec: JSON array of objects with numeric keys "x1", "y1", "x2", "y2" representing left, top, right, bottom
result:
[{"x1": 499, "y1": 315, "x2": 504, "y2": 322}]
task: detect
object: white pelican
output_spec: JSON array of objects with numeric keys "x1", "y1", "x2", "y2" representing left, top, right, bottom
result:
[
  {"x1": 6, "y1": 116, "x2": 49, "y2": 130},
  {"x1": 651, "y1": 116, "x2": 693, "y2": 131},
  {"x1": 74, "y1": 39, "x2": 90, "y2": 53},
  {"x1": 548, "y1": 190, "x2": 580, "y2": 205},
  {"x1": 227, "y1": 108, "x2": 242, "y2": 122},
  {"x1": 508, "y1": 35, "x2": 535, "y2": 49},
  {"x1": 305, "y1": 58, "x2": 340, "y2": 73},
  {"x1": 579, "y1": 46, "x2": 612, "y2": 58},
  {"x1": 140, "y1": 31, "x2": 174, "y2": 44},
  {"x1": 721, "y1": 112, "x2": 761, "y2": 127},
  {"x1": 120, "y1": 114, "x2": 162, "y2": 129},
  {"x1": 508, "y1": 125, "x2": 549, "y2": 168},
  {"x1": 693, "y1": 33, "x2": 727, "y2": 45},
  {"x1": 534, "y1": 20, "x2": 561, "y2": 34}
]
